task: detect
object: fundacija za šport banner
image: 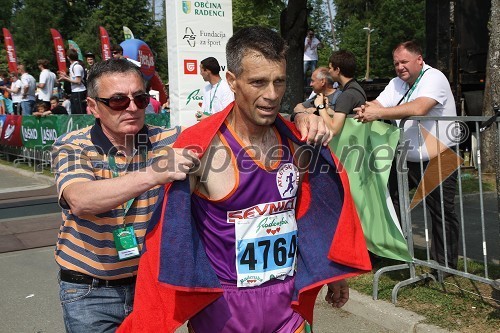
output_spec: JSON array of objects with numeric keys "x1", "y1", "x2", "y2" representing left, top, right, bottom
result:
[{"x1": 166, "y1": 0, "x2": 233, "y2": 127}]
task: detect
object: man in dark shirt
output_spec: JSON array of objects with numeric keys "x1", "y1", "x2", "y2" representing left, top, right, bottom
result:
[
  {"x1": 49, "y1": 96, "x2": 68, "y2": 114},
  {"x1": 292, "y1": 50, "x2": 366, "y2": 136}
]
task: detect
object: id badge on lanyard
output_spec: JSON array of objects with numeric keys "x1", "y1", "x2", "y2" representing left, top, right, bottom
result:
[{"x1": 109, "y1": 154, "x2": 140, "y2": 261}]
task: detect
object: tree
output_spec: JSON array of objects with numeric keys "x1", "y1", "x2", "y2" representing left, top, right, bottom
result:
[
  {"x1": 280, "y1": 0, "x2": 308, "y2": 113},
  {"x1": 333, "y1": 0, "x2": 425, "y2": 79},
  {"x1": 481, "y1": 0, "x2": 500, "y2": 174},
  {"x1": 232, "y1": 0, "x2": 284, "y2": 31}
]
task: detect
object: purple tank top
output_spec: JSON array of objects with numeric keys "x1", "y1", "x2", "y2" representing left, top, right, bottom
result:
[{"x1": 191, "y1": 122, "x2": 299, "y2": 284}]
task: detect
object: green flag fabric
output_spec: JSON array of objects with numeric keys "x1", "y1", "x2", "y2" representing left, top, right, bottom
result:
[{"x1": 329, "y1": 118, "x2": 412, "y2": 262}]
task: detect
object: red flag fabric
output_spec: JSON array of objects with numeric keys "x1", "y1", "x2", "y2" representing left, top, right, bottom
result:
[
  {"x1": 2, "y1": 28, "x2": 18, "y2": 73},
  {"x1": 119, "y1": 104, "x2": 372, "y2": 332},
  {"x1": 50, "y1": 29, "x2": 67, "y2": 72},
  {"x1": 99, "y1": 26, "x2": 112, "y2": 61}
]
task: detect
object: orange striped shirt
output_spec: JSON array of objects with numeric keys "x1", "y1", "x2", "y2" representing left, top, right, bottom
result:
[{"x1": 52, "y1": 122, "x2": 180, "y2": 279}]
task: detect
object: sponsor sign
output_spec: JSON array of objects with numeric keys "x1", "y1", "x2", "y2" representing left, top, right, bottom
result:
[
  {"x1": 183, "y1": 59, "x2": 198, "y2": 74},
  {"x1": 21, "y1": 116, "x2": 42, "y2": 148},
  {"x1": 1, "y1": 115, "x2": 23, "y2": 147},
  {"x1": 166, "y1": 0, "x2": 232, "y2": 126}
]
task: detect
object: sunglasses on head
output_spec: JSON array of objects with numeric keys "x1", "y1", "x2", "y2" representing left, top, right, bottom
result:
[{"x1": 94, "y1": 93, "x2": 150, "y2": 111}]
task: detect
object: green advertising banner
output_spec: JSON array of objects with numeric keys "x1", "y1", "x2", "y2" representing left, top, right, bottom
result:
[
  {"x1": 3, "y1": 114, "x2": 171, "y2": 150},
  {"x1": 39, "y1": 116, "x2": 60, "y2": 147},
  {"x1": 20, "y1": 116, "x2": 42, "y2": 148}
]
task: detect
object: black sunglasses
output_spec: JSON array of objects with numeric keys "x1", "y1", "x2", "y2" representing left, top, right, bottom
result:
[{"x1": 94, "y1": 93, "x2": 150, "y2": 111}]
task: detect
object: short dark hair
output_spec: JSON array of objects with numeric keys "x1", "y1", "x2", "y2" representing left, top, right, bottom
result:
[
  {"x1": 87, "y1": 59, "x2": 145, "y2": 98},
  {"x1": 111, "y1": 44, "x2": 123, "y2": 54},
  {"x1": 393, "y1": 41, "x2": 422, "y2": 56},
  {"x1": 67, "y1": 49, "x2": 79, "y2": 61},
  {"x1": 37, "y1": 59, "x2": 50, "y2": 68},
  {"x1": 329, "y1": 50, "x2": 357, "y2": 78},
  {"x1": 36, "y1": 102, "x2": 48, "y2": 111},
  {"x1": 50, "y1": 95, "x2": 59, "y2": 103},
  {"x1": 201, "y1": 57, "x2": 220, "y2": 75},
  {"x1": 226, "y1": 26, "x2": 287, "y2": 77}
]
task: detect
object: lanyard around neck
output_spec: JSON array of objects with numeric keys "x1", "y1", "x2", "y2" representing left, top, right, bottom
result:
[
  {"x1": 209, "y1": 80, "x2": 221, "y2": 112},
  {"x1": 400, "y1": 68, "x2": 429, "y2": 104},
  {"x1": 108, "y1": 150, "x2": 146, "y2": 222}
]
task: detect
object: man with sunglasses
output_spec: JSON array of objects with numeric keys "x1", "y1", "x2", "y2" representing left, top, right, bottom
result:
[
  {"x1": 111, "y1": 44, "x2": 125, "y2": 59},
  {"x1": 51, "y1": 59, "x2": 199, "y2": 332}
]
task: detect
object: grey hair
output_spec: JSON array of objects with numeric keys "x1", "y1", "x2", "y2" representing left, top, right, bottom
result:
[
  {"x1": 315, "y1": 67, "x2": 335, "y2": 86},
  {"x1": 226, "y1": 26, "x2": 287, "y2": 77},
  {"x1": 87, "y1": 59, "x2": 145, "y2": 98}
]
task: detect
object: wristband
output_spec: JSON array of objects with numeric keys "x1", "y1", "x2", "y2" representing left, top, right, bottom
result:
[{"x1": 290, "y1": 111, "x2": 308, "y2": 122}]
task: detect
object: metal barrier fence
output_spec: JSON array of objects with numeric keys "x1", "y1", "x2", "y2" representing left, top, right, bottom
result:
[{"x1": 373, "y1": 115, "x2": 500, "y2": 304}]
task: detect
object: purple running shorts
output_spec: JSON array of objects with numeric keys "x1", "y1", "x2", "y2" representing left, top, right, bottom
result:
[{"x1": 189, "y1": 276, "x2": 305, "y2": 333}]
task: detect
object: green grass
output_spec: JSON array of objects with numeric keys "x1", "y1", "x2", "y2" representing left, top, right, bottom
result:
[
  {"x1": 459, "y1": 171, "x2": 496, "y2": 193},
  {"x1": 350, "y1": 251, "x2": 500, "y2": 332},
  {"x1": 0, "y1": 156, "x2": 54, "y2": 178}
]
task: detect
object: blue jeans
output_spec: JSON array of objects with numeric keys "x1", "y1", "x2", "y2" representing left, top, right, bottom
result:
[
  {"x1": 59, "y1": 279, "x2": 135, "y2": 333},
  {"x1": 303, "y1": 60, "x2": 318, "y2": 76},
  {"x1": 20, "y1": 100, "x2": 35, "y2": 115}
]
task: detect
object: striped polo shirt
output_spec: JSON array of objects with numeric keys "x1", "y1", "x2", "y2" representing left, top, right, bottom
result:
[{"x1": 52, "y1": 120, "x2": 180, "y2": 279}]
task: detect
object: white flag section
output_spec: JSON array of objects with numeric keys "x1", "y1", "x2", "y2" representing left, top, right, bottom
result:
[{"x1": 166, "y1": 0, "x2": 233, "y2": 127}]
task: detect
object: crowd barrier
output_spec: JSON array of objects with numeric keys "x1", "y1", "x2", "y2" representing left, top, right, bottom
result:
[
  {"x1": 373, "y1": 115, "x2": 500, "y2": 303},
  {"x1": 1, "y1": 112, "x2": 498, "y2": 303},
  {"x1": 0, "y1": 114, "x2": 170, "y2": 168}
]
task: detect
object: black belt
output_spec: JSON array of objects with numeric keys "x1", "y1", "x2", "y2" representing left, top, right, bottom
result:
[{"x1": 60, "y1": 269, "x2": 136, "y2": 287}]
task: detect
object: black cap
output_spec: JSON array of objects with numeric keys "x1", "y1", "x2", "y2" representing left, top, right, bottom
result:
[{"x1": 84, "y1": 51, "x2": 95, "y2": 58}]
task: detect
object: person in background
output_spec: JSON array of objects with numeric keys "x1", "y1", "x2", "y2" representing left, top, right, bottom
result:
[
  {"x1": 293, "y1": 66, "x2": 341, "y2": 124},
  {"x1": 195, "y1": 56, "x2": 234, "y2": 121},
  {"x1": 303, "y1": 29, "x2": 322, "y2": 83},
  {"x1": 18, "y1": 64, "x2": 37, "y2": 115},
  {"x1": 84, "y1": 51, "x2": 96, "y2": 70},
  {"x1": 32, "y1": 101, "x2": 51, "y2": 117},
  {"x1": 354, "y1": 41, "x2": 459, "y2": 274},
  {"x1": 62, "y1": 93, "x2": 71, "y2": 114},
  {"x1": 111, "y1": 44, "x2": 125, "y2": 59},
  {"x1": 58, "y1": 49, "x2": 87, "y2": 114},
  {"x1": 37, "y1": 59, "x2": 57, "y2": 110},
  {"x1": 49, "y1": 95, "x2": 68, "y2": 115},
  {"x1": 1, "y1": 72, "x2": 22, "y2": 115}
]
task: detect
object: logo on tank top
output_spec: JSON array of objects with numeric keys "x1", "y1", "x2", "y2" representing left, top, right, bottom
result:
[{"x1": 276, "y1": 163, "x2": 299, "y2": 199}]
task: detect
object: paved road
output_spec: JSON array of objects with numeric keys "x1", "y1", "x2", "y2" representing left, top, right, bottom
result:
[{"x1": 0, "y1": 247, "x2": 393, "y2": 333}]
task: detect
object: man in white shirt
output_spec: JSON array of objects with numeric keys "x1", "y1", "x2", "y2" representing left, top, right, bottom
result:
[
  {"x1": 195, "y1": 57, "x2": 234, "y2": 121},
  {"x1": 354, "y1": 41, "x2": 459, "y2": 271},
  {"x1": 303, "y1": 29, "x2": 322, "y2": 81},
  {"x1": 58, "y1": 49, "x2": 87, "y2": 114},
  {"x1": 37, "y1": 59, "x2": 57, "y2": 109},
  {"x1": 18, "y1": 64, "x2": 37, "y2": 115}
]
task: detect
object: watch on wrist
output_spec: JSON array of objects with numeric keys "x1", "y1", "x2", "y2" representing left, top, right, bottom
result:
[{"x1": 316, "y1": 104, "x2": 326, "y2": 111}]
